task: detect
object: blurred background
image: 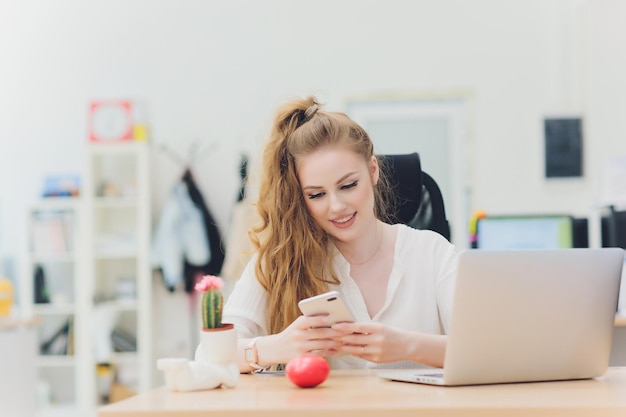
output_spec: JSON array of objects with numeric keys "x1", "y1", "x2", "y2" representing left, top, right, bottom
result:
[{"x1": 1, "y1": 1, "x2": 626, "y2": 416}]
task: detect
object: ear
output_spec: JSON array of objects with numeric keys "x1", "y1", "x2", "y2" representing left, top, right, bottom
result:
[{"x1": 370, "y1": 156, "x2": 380, "y2": 185}]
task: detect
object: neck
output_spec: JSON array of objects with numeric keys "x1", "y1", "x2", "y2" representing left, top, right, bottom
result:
[{"x1": 337, "y1": 221, "x2": 385, "y2": 266}]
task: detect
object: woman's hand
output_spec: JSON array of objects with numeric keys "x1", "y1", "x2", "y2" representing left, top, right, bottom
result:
[
  {"x1": 331, "y1": 322, "x2": 446, "y2": 367},
  {"x1": 259, "y1": 315, "x2": 344, "y2": 365}
]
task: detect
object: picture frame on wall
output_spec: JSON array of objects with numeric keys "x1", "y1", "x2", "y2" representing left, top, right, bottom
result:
[{"x1": 544, "y1": 116, "x2": 583, "y2": 179}]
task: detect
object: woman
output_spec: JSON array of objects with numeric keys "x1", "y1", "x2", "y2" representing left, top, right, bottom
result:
[{"x1": 223, "y1": 96, "x2": 458, "y2": 372}]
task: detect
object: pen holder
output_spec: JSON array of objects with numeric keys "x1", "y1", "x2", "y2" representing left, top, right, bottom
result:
[
  {"x1": 199, "y1": 323, "x2": 237, "y2": 364},
  {"x1": 157, "y1": 324, "x2": 239, "y2": 392}
]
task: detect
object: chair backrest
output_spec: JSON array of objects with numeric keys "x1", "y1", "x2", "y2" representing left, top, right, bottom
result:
[{"x1": 381, "y1": 152, "x2": 451, "y2": 241}]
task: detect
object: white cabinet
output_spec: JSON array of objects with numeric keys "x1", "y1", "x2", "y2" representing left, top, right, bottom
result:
[
  {"x1": 20, "y1": 197, "x2": 85, "y2": 417},
  {"x1": 20, "y1": 142, "x2": 152, "y2": 416},
  {"x1": 82, "y1": 141, "x2": 152, "y2": 411}
]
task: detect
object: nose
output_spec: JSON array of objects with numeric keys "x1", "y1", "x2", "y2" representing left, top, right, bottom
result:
[{"x1": 328, "y1": 192, "x2": 346, "y2": 214}]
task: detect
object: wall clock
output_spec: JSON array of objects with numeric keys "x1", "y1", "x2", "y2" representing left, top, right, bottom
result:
[{"x1": 88, "y1": 100, "x2": 133, "y2": 143}]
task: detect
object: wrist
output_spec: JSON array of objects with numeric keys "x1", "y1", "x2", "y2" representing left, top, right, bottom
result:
[
  {"x1": 409, "y1": 332, "x2": 447, "y2": 368},
  {"x1": 255, "y1": 334, "x2": 280, "y2": 367},
  {"x1": 244, "y1": 335, "x2": 279, "y2": 372},
  {"x1": 407, "y1": 332, "x2": 423, "y2": 363},
  {"x1": 244, "y1": 337, "x2": 268, "y2": 372}
]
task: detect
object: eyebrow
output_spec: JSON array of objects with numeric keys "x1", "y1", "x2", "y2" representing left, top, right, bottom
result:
[{"x1": 302, "y1": 171, "x2": 359, "y2": 191}]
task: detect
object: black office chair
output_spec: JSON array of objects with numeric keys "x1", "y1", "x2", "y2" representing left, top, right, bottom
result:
[{"x1": 380, "y1": 152, "x2": 452, "y2": 241}]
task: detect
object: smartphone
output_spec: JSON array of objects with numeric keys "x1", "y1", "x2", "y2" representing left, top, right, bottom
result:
[{"x1": 298, "y1": 291, "x2": 355, "y2": 326}]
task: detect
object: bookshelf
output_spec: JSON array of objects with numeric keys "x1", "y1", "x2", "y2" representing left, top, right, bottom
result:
[
  {"x1": 20, "y1": 197, "x2": 85, "y2": 417},
  {"x1": 82, "y1": 141, "x2": 152, "y2": 413},
  {"x1": 21, "y1": 142, "x2": 152, "y2": 417}
]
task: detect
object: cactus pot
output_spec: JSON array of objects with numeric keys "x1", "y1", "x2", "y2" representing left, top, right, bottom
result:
[{"x1": 200, "y1": 323, "x2": 237, "y2": 364}]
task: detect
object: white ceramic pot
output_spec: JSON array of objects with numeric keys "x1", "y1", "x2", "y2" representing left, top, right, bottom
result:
[{"x1": 200, "y1": 323, "x2": 237, "y2": 364}]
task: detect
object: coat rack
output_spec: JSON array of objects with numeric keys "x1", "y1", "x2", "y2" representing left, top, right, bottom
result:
[{"x1": 156, "y1": 139, "x2": 219, "y2": 167}]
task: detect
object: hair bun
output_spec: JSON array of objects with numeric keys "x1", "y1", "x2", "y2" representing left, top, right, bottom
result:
[{"x1": 296, "y1": 100, "x2": 319, "y2": 128}]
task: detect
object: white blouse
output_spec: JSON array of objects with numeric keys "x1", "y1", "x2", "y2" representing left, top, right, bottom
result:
[{"x1": 222, "y1": 224, "x2": 459, "y2": 370}]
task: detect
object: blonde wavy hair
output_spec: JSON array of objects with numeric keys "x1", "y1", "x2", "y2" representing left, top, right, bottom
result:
[{"x1": 251, "y1": 96, "x2": 391, "y2": 334}]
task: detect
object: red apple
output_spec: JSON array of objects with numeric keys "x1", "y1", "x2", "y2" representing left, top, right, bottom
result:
[{"x1": 285, "y1": 354, "x2": 330, "y2": 388}]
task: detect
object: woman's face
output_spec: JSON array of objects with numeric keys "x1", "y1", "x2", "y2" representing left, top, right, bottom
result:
[{"x1": 296, "y1": 145, "x2": 379, "y2": 243}]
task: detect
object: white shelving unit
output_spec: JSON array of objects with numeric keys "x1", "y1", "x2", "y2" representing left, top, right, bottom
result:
[
  {"x1": 20, "y1": 197, "x2": 86, "y2": 417},
  {"x1": 82, "y1": 141, "x2": 152, "y2": 414},
  {"x1": 20, "y1": 142, "x2": 152, "y2": 416}
]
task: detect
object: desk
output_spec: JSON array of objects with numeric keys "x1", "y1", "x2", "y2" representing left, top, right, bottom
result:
[{"x1": 99, "y1": 368, "x2": 626, "y2": 417}]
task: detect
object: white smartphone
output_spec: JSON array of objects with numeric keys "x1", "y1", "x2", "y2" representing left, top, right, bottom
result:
[{"x1": 297, "y1": 291, "x2": 355, "y2": 325}]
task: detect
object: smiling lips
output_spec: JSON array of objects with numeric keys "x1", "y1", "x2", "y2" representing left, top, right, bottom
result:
[{"x1": 332, "y1": 213, "x2": 356, "y2": 228}]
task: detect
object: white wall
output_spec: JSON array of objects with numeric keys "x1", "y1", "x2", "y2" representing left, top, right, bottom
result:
[
  {"x1": 2, "y1": 0, "x2": 626, "y2": 374},
  {"x1": 4, "y1": 0, "x2": 622, "y2": 249}
]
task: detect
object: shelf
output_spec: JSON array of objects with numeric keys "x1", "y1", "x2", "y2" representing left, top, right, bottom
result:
[
  {"x1": 31, "y1": 253, "x2": 75, "y2": 263},
  {"x1": 114, "y1": 299, "x2": 138, "y2": 310},
  {"x1": 30, "y1": 197, "x2": 81, "y2": 210},
  {"x1": 93, "y1": 198, "x2": 137, "y2": 208},
  {"x1": 94, "y1": 299, "x2": 138, "y2": 312},
  {"x1": 111, "y1": 351, "x2": 139, "y2": 364},
  {"x1": 20, "y1": 142, "x2": 151, "y2": 417},
  {"x1": 84, "y1": 140, "x2": 152, "y2": 412},
  {"x1": 33, "y1": 304, "x2": 76, "y2": 315},
  {"x1": 21, "y1": 199, "x2": 82, "y2": 417},
  {"x1": 94, "y1": 250, "x2": 138, "y2": 260},
  {"x1": 87, "y1": 141, "x2": 147, "y2": 154},
  {"x1": 36, "y1": 355, "x2": 76, "y2": 367},
  {"x1": 28, "y1": 205, "x2": 76, "y2": 255}
]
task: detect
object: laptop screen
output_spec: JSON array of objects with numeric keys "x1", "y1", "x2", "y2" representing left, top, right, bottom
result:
[{"x1": 476, "y1": 215, "x2": 574, "y2": 249}]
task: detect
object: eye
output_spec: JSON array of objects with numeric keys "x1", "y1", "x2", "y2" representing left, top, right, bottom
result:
[
  {"x1": 308, "y1": 192, "x2": 324, "y2": 200},
  {"x1": 341, "y1": 181, "x2": 358, "y2": 190}
]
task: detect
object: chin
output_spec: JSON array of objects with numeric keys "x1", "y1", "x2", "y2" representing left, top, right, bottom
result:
[{"x1": 328, "y1": 227, "x2": 360, "y2": 244}]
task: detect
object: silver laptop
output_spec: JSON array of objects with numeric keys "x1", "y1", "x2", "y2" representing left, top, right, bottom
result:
[{"x1": 379, "y1": 248, "x2": 624, "y2": 386}]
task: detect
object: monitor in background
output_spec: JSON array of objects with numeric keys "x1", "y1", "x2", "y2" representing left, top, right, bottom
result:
[
  {"x1": 572, "y1": 217, "x2": 589, "y2": 248},
  {"x1": 476, "y1": 215, "x2": 577, "y2": 250},
  {"x1": 601, "y1": 207, "x2": 626, "y2": 250}
]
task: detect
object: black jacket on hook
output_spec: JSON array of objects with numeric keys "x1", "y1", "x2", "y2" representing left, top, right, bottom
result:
[
  {"x1": 237, "y1": 154, "x2": 248, "y2": 203},
  {"x1": 182, "y1": 169, "x2": 225, "y2": 293}
]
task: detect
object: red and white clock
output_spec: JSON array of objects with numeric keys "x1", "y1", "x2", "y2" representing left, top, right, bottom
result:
[{"x1": 88, "y1": 100, "x2": 134, "y2": 143}]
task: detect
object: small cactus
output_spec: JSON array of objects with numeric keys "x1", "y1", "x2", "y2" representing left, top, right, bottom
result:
[{"x1": 195, "y1": 275, "x2": 224, "y2": 329}]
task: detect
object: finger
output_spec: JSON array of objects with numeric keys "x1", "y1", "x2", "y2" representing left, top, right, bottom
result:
[
  {"x1": 306, "y1": 327, "x2": 345, "y2": 339},
  {"x1": 332, "y1": 322, "x2": 372, "y2": 334},
  {"x1": 308, "y1": 348, "x2": 340, "y2": 357},
  {"x1": 303, "y1": 339, "x2": 342, "y2": 353},
  {"x1": 299, "y1": 314, "x2": 331, "y2": 329},
  {"x1": 297, "y1": 339, "x2": 341, "y2": 354},
  {"x1": 333, "y1": 332, "x2": 370, "y2": 345},
  {"x1": 338, "y1": 343, "x2": 369, "y2": 357}
]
